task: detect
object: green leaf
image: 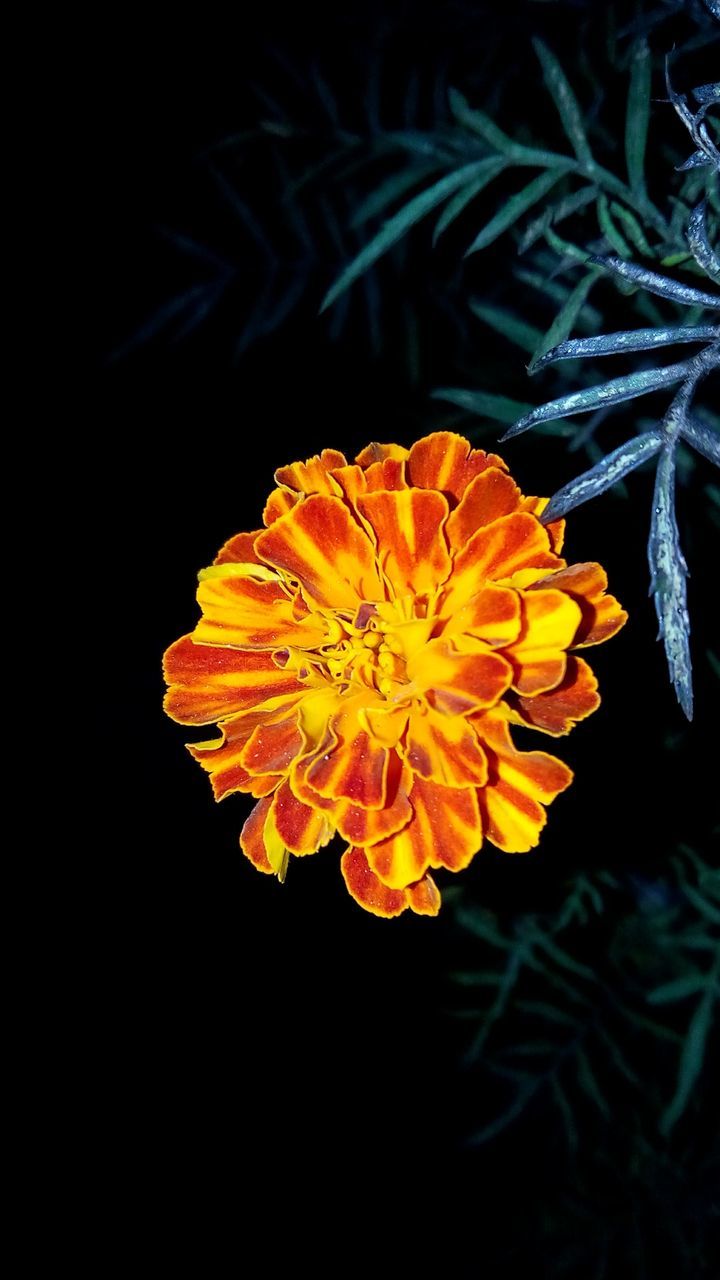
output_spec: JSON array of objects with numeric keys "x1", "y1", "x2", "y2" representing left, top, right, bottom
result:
[
  {"x1": 468, "y1": 1085, "x2": 537, "y2": 1145},
  {"x1": 648, "y1": 974, "x2": 709, "y2": 1004},
  {"x1": 432, "y1": 159, "x2": 507, "y2": 244},
  {"x1": 530, "y1": 268, "x2": 600, "y2": 370},
  {"x1": 469, "y1": 299, "x2": 543, "y2": 354},
  {"x1": 448, "y1": 87, "x2": 516, "y2": 154},
  {"x1": 576, "y1": 1049, "x2": 610, "y2": 1117},
  {"x1": 465, "y1": 169, "x2": 566, "y2": 256},
  {"x1": 320, "y1": 160, "x2": 496, "y2": 312},
  {"x1": 625, "y1": 38, "x2": 651, "y2": 198},
  {"x1": 660, "y1": 978, "x2": 718, "y2": 1134},
  {"x1": 596, "y1": 194, "x2": 633, "y2": 259},
  {"x1": 432, "y1": 387, "x2": 536, "y2": 424},
  {"x1": 350, "y1": 164, "x2": 440, "y2": 228},
  {"x1": 533, "y1": 38, "x2": 594, "y2": 167},
  {"x1": 609, "y1": 201, "x2": 653, "y2": 257}
]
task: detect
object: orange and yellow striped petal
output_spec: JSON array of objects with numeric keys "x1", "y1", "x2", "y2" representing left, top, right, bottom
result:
[
  {"x1": 445, "y1": 467, "x2": 523, "y2": 550},
  {"x1": 270, "y1": 779, "x2": 334, "y2": 855},
  {"x1": 407, "y1": 637, "x2": 512, "y2": 715},
  {"x1": 274, "y1": 449, "x2": 348, "y2": 495},
  {"x1": 194, "y1": 570, "x2": 328, "y2": 650},
  {"x1": 529, "y1": 563, "x2": 628, "y2": 647},
  {"x1": 255, "y1": 495, "x2": 384, "y2": 610},
  {"x1": 442, "y1": 512, "x2": 562, "y2": 616},
  {"x1": 474, "y1": 711, "x2": 573, "y2": 852},
  {"x1": 508, "y1": 656, "x2": 600, "y2": 736},
  {"x1": 355, "y1": 442, "x2": 409, "y2": 466},
  {"x1": 405, "y1": 703, "x2": 488, "y2": 788},
  {"x1": 502, "y1": 588, "x2": 582, "y2": 695},
  {"x1": 213, "y1": 530, "x2": 264, "y2": 565},
  {"x1": 357, "y1": 488, "x2": 452, "y2": 596},
  {"x1": 263, "y1": 487, "x2": 299, "y2": 526},
  {"x1": 240, "y1": 796, "x2": 276, "y2": 874},
  {"x1": 188, "y1": 706, "x2": 293, "y2": 799},
  {"x1": 440, "y1": 582, "x2": 522, "y2": 648},
  {"x1": 340, "y1": 847, "x2": 441, "y2": 918},
  {"x1": 406, "y1": 432, "x2": 507, "y2": 502},
  {"x1": 520, "y1": 496, "x2": 565, "y2": 554},
  {"x1": 367, "y1": 774, "x2": 482, "y2": 888},
  {"x1": 163, "y1": 636, "x2": 304, "y2": 725}
]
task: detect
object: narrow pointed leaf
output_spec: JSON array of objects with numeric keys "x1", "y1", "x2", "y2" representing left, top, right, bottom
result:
[
  {"x1": 350, "y1": 165, "x2": 440, "y2": 228},
  {"x1": 448, "y1": 87, "x2": 517, "y2": 154},
  {"x1": 649, "y1": 444, "x2": 693, "y2": 719},
  {"x1": 432, "y1": 387, "x2": 537, "y2": 424},
  {"x1": 648, "y1": 974, "x2": 709, "y2": 1004},
  {"x1": 681, "y1": 415, "x2": 720, "y2": 466},
  {"x1": 660, "y1": 978, "x2": 717, "y2": 1134},
  {"x1": 433, "y1": 159, "x2": 507, "y2": 243},
  {"x1": 518, "y1": 184, "x2": 598, "y2": 253},
  {"x1": 468, "y1": 1086, "x2": 537, "y2": 1145},
  {"x1": 530, "y1": 268, "x2": 600, "y2": 370},
  {"x1": 687, "y1": 201, "x2": 720, "y2": 282},
  {"x1": 534, "y1": 324, "x2": 720, "y2": 370},
  {"x1": 502, "y1": 360, "x2": 695, "y2": 440},
  {"x1": 576, "y1": 1049, "x2": 611, "y2": 1117},
  {"x1": 589, "y1": 254, "x2": 720, "y2": 308},
  {"x1": 469, "y1": 300, "x2": 543, "y2": 354},
  {"x1": 539, "y1": 431, "x2": 664, "y2": 521},
  {"x1": 625, "y1": 39, "x2": 651, "y2": 197},
  {"x1": 320, "y1": 160, "x2": 496, "y2": 311},
  {"x1": 533, "y1": 38, "x2": 593, "y2": 167},
  {"x1": 596, "y1": 194, "x2": 633, "y2": 259},
  {"x1": 465, "y1": 170, "x2": 567, "y2": 256},
  {"x1": 609, "y1": 202, "x2": 653, "y2": 256}
]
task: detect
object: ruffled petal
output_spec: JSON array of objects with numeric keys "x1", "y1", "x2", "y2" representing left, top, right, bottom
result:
[
  {"x1": 475, "y1": 711, "x2": 573, "y2": 852},
  {"x1": 445, "y1": 467, "x2": 523, "y2": 551},
  {"x1": 240, "y1": 714, "x2": 304, "y2": 776},
  {"x1": 340, "y1": 847, "x2": 441, "y2": 918},
  {"x1": 355, "y1": 442, "x2": 409, "y2": 466},
  {"x1": 407, "y1": 637, "x2": 512, "y2": 715},
  {"x1": 529, "y1": 563, "x2": 627, "y2": 647},
  {"x1": 367, "y1": 775, "x2": 481, "y2": 887},
  {"x1": 508, "y1": 656, "x2": 600, "y2": 736},
  {"x1": 502, "y1": 588, "x2": 582, "y2": 695},
  {"x1": 520, "y1": 496, "x2": 565, "y2": 554},
  {"x1": 440, "y1": 582, "x2": 522, "y2": 648},
  {"x1": 357, "y1": 488, "x2": 452, "y2": 596},
  {"x1": 405, "y1": 704, "x2": 488, "y2": 787},
  {"x1": 274, "y1": 449, "x2": 348, "y2": 495},
  {"x1": 406, "y1": 432, "x2": 507, "y2": 502},
  {"x1": 239, "y1": 796, "x2": 276, "y2": 874},
  {"x1": 307, "y1": 724, "x2": 390, "y2": 809},
  {"x1": 194, "y1": 568, "x2": 328, "y2": 650},
  {"x1": 255, "y1": 495, "x2": 384, "y2": 610},
  {"x1": 163, "y1": 636, "x2": 304, "y2": 725},
  {"x1": 263, "y1": 487, "x2": 298, "y2": 526},
  {"x1": 270, "y1": 779, "x2": 334, "y2": 855},
  {"x1": 442, "y1": 512, "x2": 562, "y2": 615},
  {"x1": 214, "y1": 530, "x2": 264, "y2": 565},
  {"x1": 188, "y1": 705, "x2": 296, "y2": 799}
]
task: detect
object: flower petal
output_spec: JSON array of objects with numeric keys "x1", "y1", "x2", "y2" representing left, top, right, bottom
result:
[
  {"x1": 194, "y1": 570, "x2": 328, "y2": 650},
  {"x1": 358, "y1": 489, "x2": 452, "y2": 596},
  {"x1": 502, "y1": 588, "x2": 582, "y2": 695},
  {"x1": 240, "y1": 714, "x2": 304, "y2": 777},
  {"x1": 340, "y1": 847, "x2": 441, "y2": 918},
  {"x1": 355, "y1": 442, "x2": 409, "y2": 466},
  {"x1": 334, "y1": 757, "x2": 414, "y2": 846},
  {"x1": 529, "y1": 563, "x2": 627, "y2": 646},
  {"x1": 274, "y1": 449, "x2": 348, "y2": 495},
  {"x1": 520, "y1": 496, "x2": 565, "y2": 554},
  {"x1": 440, "y1": 582, "x2": 522, "y2": 648},
  {"x1": 405, "y1": 704, "x2": 488, "y2": 787},
  {"x1": 508, "y1": 656, "x2": 600, "y2": 735},
  {"x1": 214, "y1": 530, "x2": 264, "y2": 565},
  {"x1": 367, "y1": 774, "x2": 481, "y2": 887},
  {"x1": 188, "y1": 706, "x2": 295, "y2": 799},
  {"x1": 406, "y1": 432, "x2": 507, "y2": 502},
  {"x1": 308, "y1": 724, "x2": 390, "y2": 809},
  {"x1": 442, "y1": 512, "x2": 562, "y2": 616},
  {"x1": 239, "y1": 796, "x2": 276, "y2": 874},
  {"x1": 163, "y1": 636, "x2": 304, "y2": 725},
  {"x1": 255, "y1": 495, "x2": 384, "y2": 610},
  {"x1": 263, "y1": 487, "x2": 298, "y2": 526},
  {"x1": 445, "y1": 467, "x2": 523, "y2": 551},
  {"x1": 407, "y1": 637, "x2": 512, "y2": 715},
  {"x1": 270, "y1": 779, "x2": 334, "y2": 855},
  {"x1": 475, "y1": 711, "x2": 573, "y2": 852}
]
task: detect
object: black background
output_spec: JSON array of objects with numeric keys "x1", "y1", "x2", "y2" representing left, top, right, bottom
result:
[{"x1": 88, "y1": 3, "x2": 718, "y2": 1271}]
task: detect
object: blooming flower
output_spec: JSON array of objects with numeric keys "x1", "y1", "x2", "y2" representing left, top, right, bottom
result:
[{"x1": 163, "y1": 432, "x2": 626, "y2": 917}]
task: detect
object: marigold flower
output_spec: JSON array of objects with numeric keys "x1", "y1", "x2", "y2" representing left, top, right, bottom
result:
[{"x1": 163, "y1": 432, "x2": 626, "y2": 917}]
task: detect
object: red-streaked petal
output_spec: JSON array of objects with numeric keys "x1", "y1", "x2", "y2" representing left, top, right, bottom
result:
[
  {"x1": 406, "y1": 432, "x2": 508, "y2": 502},
  {"x1": 529, "y1": 563, "x2": 628, "y2": 647},
  {"x1": 355, "y1": 442, "x2": 409, "y2": 466},
  {"x1": 508, "y1": 656, "x2": 600, "y2": 735},
  {"x1": 407, "y1": 637, "x2": 512, "y2": 715},
  {"x1": 367, "y1": 775, "x2": 481, "y2": 888},
  {"x1": 263, "y1": 488, "x2": 298, "y2": 526},
  {"x1": 270, "y1": 779, "x2": 334, "y2": 855},
  {"x1": 335, "y1": 757, "x2": 414, "y2": 846},
  {"x1": 440, "y1": 582, "x2": 522, "y2": 648},
  {"x1": 503, "y1": 588, "x2": 582, "y2": 695},
  {"x1": 520, "y1": 496, "x2": 565, "y2": 554},
  {"x1": 188, "y1": 706, "x2": 295, "y2": 799},
  {"x1": 214, "y1": 530, "x2": 264, "y2": 565},
  {"x1": 255, "y1": 495, "x2": 384, "y2": 610},
  {"x1": 364, "y1": 457, "x2": 407, "y2": 491},
  {"x1": 194, "y1": 572, "x2": 328, "y2": 650},
  {"x1": 405, "y1": 704, "x2": 488, "y2": 787},
  {"x1": 308, "y1": 727, "x2": 390, "y2": 809},
  {"x1": 357, "y1": 488, "x2": 452, "y2": 596},
  {"x1": 442, "y1": 512, "x2": 562, "y2": 615},
  {"x1": 340, "y1": 847, "x2": 442, "y2": 918},
  {"x1": 239, "y1": 796, "x2": 276, "y2": 874},
  {"x1": 474, "y1": 711, "x2": 573, "y2": 852},
  {"x1": 163, "y1": 636, "x2": 304, "y2": 725},
  {"x1": 274, "y1": 449, "x2": 348, "y2": 495},
  {"x1": 445, "y1": 467, "x2": 523, "y2": 550},
  {"x1": 240, "y1": 714, "x2": 304, "y2": 777},
  {"x1": 340, "y1": 847, "x2": 410, "y2": 918}
]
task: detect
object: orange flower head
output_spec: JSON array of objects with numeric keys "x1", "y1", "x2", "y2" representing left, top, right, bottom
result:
[{"x1": 163, "y1": 432, "x2": 626, "y2": 917}]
